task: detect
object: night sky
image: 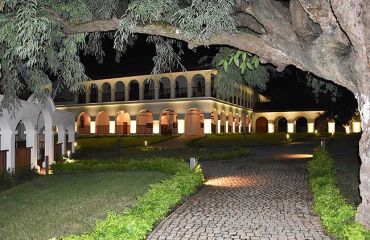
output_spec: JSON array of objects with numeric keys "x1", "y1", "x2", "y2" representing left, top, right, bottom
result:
[{"x1": 81, "y1": 34, "x2": 357, "y2": 122}]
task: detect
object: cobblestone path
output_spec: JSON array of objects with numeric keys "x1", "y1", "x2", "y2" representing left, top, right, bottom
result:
[{"x1": 148, "y1": 139, "x2": 331, "y2": 240}]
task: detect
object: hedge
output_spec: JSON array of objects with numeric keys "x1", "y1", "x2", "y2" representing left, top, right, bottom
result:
[
  {"x1": 309, "y1": 148, "x2": 370, "y2": 240},
  {"x1": 52, "y1": 158, "x2": 204, "y2": 240}
]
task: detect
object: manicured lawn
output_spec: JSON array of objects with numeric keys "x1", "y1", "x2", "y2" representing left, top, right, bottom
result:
[
  {"x1": 190, "y1": 133, "x2": 313, "y2": 148},
  {"x1": 0, "y1": 171, "x2": 169, "y2": 240},
  {"x1": 76, "y1": 135, "x2": 175, "y2": 150}
]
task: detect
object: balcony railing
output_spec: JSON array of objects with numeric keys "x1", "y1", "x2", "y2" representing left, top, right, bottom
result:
[
  {"x1": 159, "y1": 88, "x2": 171, "y2": 99},
  {"x1": 129, "y1": 92, "x2": 139, "y2": 101},
  {"x1": 144, "y1": 89, "x2": 155, "y2": 100},
  {"x1": 192, "y1": 86, "x2": 205, "y2": 97},
  {"x1": 102, "y1": 93, "x2": 111, "y2": 102},
  {"x1": 115, "y1": 91, "x2": 125, "y2": 101},
  {"x1": 90, "y1": 93, "x2": 98, "y2": 103},
  {"x1": 176, "y1": 88, "x2": 187, "y2": 98}
]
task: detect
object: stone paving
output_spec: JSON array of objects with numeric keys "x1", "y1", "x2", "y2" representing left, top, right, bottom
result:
[{"x1": 148, "y1": 139, "x2": 331, "y2": 240}]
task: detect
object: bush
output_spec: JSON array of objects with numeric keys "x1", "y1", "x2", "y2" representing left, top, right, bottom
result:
[
  {"x1": 0, "y1": 168, "x2": 37, "y2": 192},
  {"x1": 308, "y1": 148, "x2": 370, "y2": 240},
  {"x1": 53, "y1": 158, "x2": 204, "y2": 240}
]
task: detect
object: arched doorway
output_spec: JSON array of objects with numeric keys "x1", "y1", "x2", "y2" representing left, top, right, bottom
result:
[
  {"x1": 276, "y1": 117, "x2": 288, "y2": 132},
  {"x1": 228, "y1": 112, "x2": 233, "y2": 133},
  {"x1": 160, "y1": 109, "x2": 178, "y2": 135},
  {"x1": 116, "y1": 111, "x2": 130, "y2": 135},
  {"x1": 211, "y1": 111, "x2": 218, "y2": 134},
  {"x1": 175, "y1": 76, "x2": 187, "y2": 98},
  {"x1": 77, "y1": 112, "x2": 91, "y2": 134},
  {"x1": 15, "y1": 121, "x2": 31, "y2": 172},
  {"x1": 192, "y1": 74, "x2": 205, "y2": 97},
  {"x1": 136, "y1": 110, "x2": 153, "y2": 135},
  {"x1": 96, "y1": 112, "x2": 110, "y2": 135},
  {"x1": 129, "y1": 80, "x2": 139, "y2": 100},
  {"x1": 185, "y1": 108, "x2": 204, "y2": 136},
  {"x1": 296, "y1": 117, "x2": 308, "y2": 133},
  {"x1": 102, "y1": 82, "x2": 111, "y2": 102},
  {"x1": 115, "y1": 81, "x2": 125, "y2": 101},
  {"x1": 159, "y1": 77, "x2": 171, "y2": 99},
  {"x1": 144, "y1": 79, "x2": 154, "y2": 100},
  {"x1": 256, "y1": 117, "x2": 268, "y2": 133}
]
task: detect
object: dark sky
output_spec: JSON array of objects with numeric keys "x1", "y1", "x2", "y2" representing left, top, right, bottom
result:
[{"x1": 81, "y1": 34, "x2": 357, "y2": 119}]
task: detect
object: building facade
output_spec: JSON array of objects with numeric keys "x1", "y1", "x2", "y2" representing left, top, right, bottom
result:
[
  {"x1": 56, "y1": 69, "x2": 269, "y2": 136},
  {"x1": 55, "y1": 69, "x2": 361, "y2": 136}
]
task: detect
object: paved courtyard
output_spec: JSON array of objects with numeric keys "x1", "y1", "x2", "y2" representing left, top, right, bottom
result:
[{"x1": 148, "y1": 139, "x2": 331, "y2": 240}]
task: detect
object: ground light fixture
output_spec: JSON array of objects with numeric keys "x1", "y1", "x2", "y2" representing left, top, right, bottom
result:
[
  {"x1": 144, "y1": 141, "x2": 148, "y2": 147},
  {"x1": 74, "y1": 142, "x2": 77, "y2": 147},
  {"x1": 67, "y1": 150, "x2": 71, "y2": 159},
  {"x1": 286, "y1": 134, "x2": 290, "y2": 140}
]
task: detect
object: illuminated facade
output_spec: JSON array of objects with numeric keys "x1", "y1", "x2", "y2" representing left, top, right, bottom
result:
[{"x1": 55, "y1": 69, "x2": 361, "y2": 136}]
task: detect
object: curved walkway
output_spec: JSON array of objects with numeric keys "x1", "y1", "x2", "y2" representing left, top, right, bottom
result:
[{"x1": 148, "y1": 139, "x2": 331, "y2": 240}]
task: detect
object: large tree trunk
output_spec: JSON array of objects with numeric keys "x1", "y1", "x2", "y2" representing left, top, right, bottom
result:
[{"x1": 356, "y1": 91, "x2": 370, "y2": 228}]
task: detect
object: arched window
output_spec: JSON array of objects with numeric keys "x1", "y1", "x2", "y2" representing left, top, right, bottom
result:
[
  {"x1": 115, "y1": 81, "x2": 125, "y2": 101},
  {"x1": 144, "y1": 79, "x2": 154, "y2": 100},
  {"x1": 129, "y1": 80, "x2": 139, "y2": 101},
  {"x1": 192, "y1": 74, "x2": 205, "y2": 97},
  {"x1": 90, "y1": 84, "x2": 98, "y2": 103},
  {"x1": 159, "y1": 77, "x2": 171, "y2": 99},
  {"x1": 102, "y1": 82, "x2": 111, "y2": 102},
  {"x1": 175, "y1": 76, "x2": 187, "y2": 98}
]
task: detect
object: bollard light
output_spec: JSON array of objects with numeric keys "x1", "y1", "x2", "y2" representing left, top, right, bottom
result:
[
  {"x1": 67, "y1": 150, "x2": 71, "y2": 159},
  {"x1": 321, "y1": 139, "x2": 326, "y2": 149},
  {"x1": 144, "y1": 141, "x2": 148, "y2": 147},
  {"x1": 189, "y1": 157, "x2": 197, "y2": 170},
  {"x1": 74, "y1": 142, "x2": 77, "y2": 147},
  {"x1": 286, "y1": 134, "x2": 290, "y2": 140},
  {"x1": 314, "y1": 130, "x2": 318, "y2": 134}
]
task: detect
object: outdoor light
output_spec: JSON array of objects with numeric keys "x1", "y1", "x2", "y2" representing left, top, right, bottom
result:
[
  {"x1": 286, "y1": 134, "x2": 290, "y2": 139},
  {"x1": 74, "y1": 142, "x2": 77, "y2": 147},
  {"x1": 144, "y1": 141, "x2": 148, "y2": 147},
  {"x1": 314, "y1": 130, "x2": 318, "y2": 134},
  {"x1": 67, "y1": 150, "x2": 71, "y2": 159}
]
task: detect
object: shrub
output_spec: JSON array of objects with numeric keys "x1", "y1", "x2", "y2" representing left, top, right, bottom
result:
[
  {"x1": 309, "y1": 148, "x2": 370, "y2": 240},
  {"x1": 0, "y1": 168, "x2": 37, "y2": 192},
  {"x1": 54, "y1": 158, "x2": 204, "y2": 240}
]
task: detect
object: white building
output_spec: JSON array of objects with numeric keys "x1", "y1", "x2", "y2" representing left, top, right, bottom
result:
[{"x1": 0, "y1": 95, "x2": 76, "y2": 173}]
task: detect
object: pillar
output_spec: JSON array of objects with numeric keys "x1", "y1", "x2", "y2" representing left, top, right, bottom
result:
[
  {"x1": 287, "y1": 122, "x2": 295, "y2": 133},
  {"x1": 268, "y1": 122, "x2": 275, "y2": 133},
  {"x1": 57, "y1": 128, "x2": 66, "y2": 155},
  {"x1": 225, "y1": 121, "x2": 229, "y2": 133},
  {"x1": 25, "y1": 128, "x2": 37, "y2": 169},
  {"x1": 308, "y1": 122, "x2": 315, "y2": 133},
  {"x1": 177, "y1": 114, "x2": 185, "y2": 134},
  {"x1": 205, "y1": 81, "x2": 211, "y2": 98},
  {"x1": 125, "y1": 87, "x2": 129, "y2": 101},
  {"x1": 109, "y1": 121, "x2": 115, "y2": 134},
  {"x1": 74, "y1": 94, "x2": 78, "y2": 104},
  {"x1": 328, "y1": 122, "x2": 335, "y2": 134},
  {"x1": 1, "y1": 129, "x2": 15, "y2": 171},
  {"x1": 98, "y1": 89, "x2": 102, "y2": 103},
  {"x1": 85, "y1": 87, "x2": 91, "y2": 103},
  {"x1": 130, "y1": 116, "x2": 137, "y2": 134},
  {"x1": 68, "y1": 126, "x2": 76, "y2": 153},
  {"x1": 232, "y1": 121, "x2": 236, "y2": 133},
  {"x1": 187, "y1": 79, "x2": 192, "y2": 98},
  {"x1": 44, "y1": 128, "x2": 54, "y2": 164},
  {"x1": 111, "y1": 89, "x2": 115, "y2": 102},
  {"x1": 139, "y1": 87, "x2": 144, "y2": 100},
  {"x1": 170, "y1": 82, "x2": 175, "y2": 99},
  {"x1": 90, "y1": 121, "x2": 96, "y2": 134},
  {"x1": 154, "y1": 81, "x2": 159, "y2": 100}
]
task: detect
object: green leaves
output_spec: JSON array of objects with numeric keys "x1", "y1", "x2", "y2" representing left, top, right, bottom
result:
[{"x1": 216, "y1": 49, "x2": 260, "y2": 74}]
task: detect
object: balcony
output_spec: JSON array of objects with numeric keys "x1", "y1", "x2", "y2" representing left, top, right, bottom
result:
[
  {"x1": 176, "y1": 87, "x2": 187, "y2": 98},
  {"x1": 115, "y1": 91, "x2": 125, "y2": 101},
  {"x1": 102, "y1": 93, "x2": 111, "y2": 102},
  {"x1": 90, "y1": 93, "x2": 98, "y2": 103},
  {"x1": 159, "y1": 88, "x2": 171, "y2": 99},
  {"x1": 144, "y1": 89, "x2": 155, "y2": 100}
]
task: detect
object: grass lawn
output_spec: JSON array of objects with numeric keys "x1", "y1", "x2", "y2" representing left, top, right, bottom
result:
[
  {"x1": 0, "y1": 171, "x2": 169, "y2": 240},
  {"x1": 327, "y1": 133, "x2": 362, "y2": 205},
  {"x1": 190, "y1": 133, "x2": 313, "y2": 148}
]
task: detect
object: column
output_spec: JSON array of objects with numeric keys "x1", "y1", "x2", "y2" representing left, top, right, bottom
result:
[
  {"x1": 225, "y1": 121, "x2": 229, "y2": 133},
  {"x1": 25, "y1": 128, "x2": 37, "y2": 169},
  {"x1": 153, "y1": 114, "x2": 160, "y2": 134},
  {"x1": 125, "y1": 87, "x2": 129, "y2": 101},
  {"x1": 217, "y1": 119, "x2": 221, "y2": 134},
  {"x1": 1, "y1": 129, "x2": 15, "y2": 171},
  {"x1": 232, "y1": 121, "x2": 236, "y2": 133},
  {"x1": 154, "y1": 81, "x2": 159, "y2": 100},
  {"x1": 177, "y1": 114, "x2": 185, "y2": 134},
  {"x1": 268, "y1": 121, "x2": 275, "y2": 133},
  {"x1": 205, "y1": 76, "x2": 211, "y2": 97},
  {"x1": 130, "y1": 116, "x2": 137, "y2": 134},
  {"x1": 204, "y1": 113, "x2": 212, "y2": 134},
  {"x1": 57, "y1": 128, "x2": 66, "y2": 155},
  {"x1": 187, "y1": 79, "x2": 192, "y2": 98},
  {"x1": 44, "y1": 128, "x2": 55, "y2": 164},
  {"x1": 74, "y1": 94, "x2": 78, "y2": 104},
  {"x1": 139, "y1": 87, "x2": 144, "y2": 100},
  {"x1": 170, "y1": 80, "x2": 176, "y2": 99},
  {"x1": 90, "y1": 116, "x2": 96, "y2": 134},
  {"x1": 308, "y1": 122, "x2": 315, "y2": 133},
  {"x1": 68, "y1": 126, "x2": 76, "y2": 153},
  {"x1": 98, "y1": 89, "x2": 102, "y2": 103},
  {"x1": 111, "y1": 89, "x2": 115, "y2": 102},
  {"x1": 86, "y1": 87, "x2": 91, "y2": 103},
  {"x1": 287, "y1": 122, "x2": 295, "y2": 133},
  {"x1": 109, "y1": 116, "x2": 115, "y2": 134}
]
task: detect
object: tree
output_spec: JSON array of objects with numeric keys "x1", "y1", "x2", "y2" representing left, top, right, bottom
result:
[{"x1": 1, "y1": 0, "x2": 370, "y2": 227}]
